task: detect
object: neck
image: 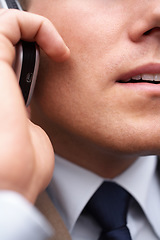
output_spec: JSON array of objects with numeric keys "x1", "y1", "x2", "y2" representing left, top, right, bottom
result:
[
  {"x1": 42, "y1": 126, "x2": 137, "y2": 178},
  {"x1": 53, "y1": 136, "x2": 137, "y2": 178}
]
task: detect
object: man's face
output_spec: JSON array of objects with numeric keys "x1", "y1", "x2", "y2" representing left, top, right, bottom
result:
[{"x1": 29, "y1": 0, "x2": 160, "y2": 158}]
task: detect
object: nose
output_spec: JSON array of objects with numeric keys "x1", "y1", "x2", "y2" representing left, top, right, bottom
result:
[{"x1": 129, "y1": 2, "x2": 160, "y2": 42}]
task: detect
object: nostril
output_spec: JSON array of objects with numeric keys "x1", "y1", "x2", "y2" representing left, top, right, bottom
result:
[
  {"x1": 144, "y1": 27, "x2": 160, "y2": 35},
  {"x1": 144, "y1": 30, "x2": 152, "y2": 35}
]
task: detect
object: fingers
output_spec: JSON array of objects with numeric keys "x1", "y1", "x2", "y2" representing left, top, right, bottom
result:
[
  {"x1": 0, "y1": 8, "x2": 70, "y2": 110},
  {"x1": 0, "y1": 9, "x2": 70, "y2": 62},
  {"x1": 0, "y1": 61, "x2": 27, "y2": 130},
  {"x1": 0, "y1": 8, "x2": 70, "y2": 122},
  {"x1": 0, "y1": 9, "x2": 58, "y2": 202}
]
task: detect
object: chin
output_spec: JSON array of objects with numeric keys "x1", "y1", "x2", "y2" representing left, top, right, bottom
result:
[
  {"x1": 96, "y1": 129, "x2": 160, "y2": 158},
  {"x1": 113, "y1": 138, "x2": 160, "y2": 157}
]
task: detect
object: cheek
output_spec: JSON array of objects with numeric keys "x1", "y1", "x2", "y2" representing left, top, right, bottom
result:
[
  {"x1": 31, "y1": 1, "x2": 127, "y2": 67},
  {"x1": 33, "y1": 54, "x2": 102, "y2": 122},
  {"x1": 33, "y1": 53, "x2": 123, "y2": 147},
  {"x1": 30, "y1": 0, "x2": 131, "y2": 119},
  {"x1": 32, "y1": 52, "x2": 114, "y2": 148},
  {"x1": 30, "y1": 13, "x2": 130, "y2": 143}
]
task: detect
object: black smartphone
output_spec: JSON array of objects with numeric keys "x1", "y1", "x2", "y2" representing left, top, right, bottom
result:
[{"x1": 0, "y1": 0, "x2": 40, "y2": 106}]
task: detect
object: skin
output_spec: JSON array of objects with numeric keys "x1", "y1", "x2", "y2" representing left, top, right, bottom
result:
[
  {"x1": 0, "y1": 0, "x2": 160, "y2": 203},
  {"x1": 29, "y1": 0, "x2": 160, "y2": 177},
  {"x1": 0, "y1": 9, "x2": 69, "y2": 203},
  {"x1": 18, "y1": 0, "x2": 30, "y2": 10}
]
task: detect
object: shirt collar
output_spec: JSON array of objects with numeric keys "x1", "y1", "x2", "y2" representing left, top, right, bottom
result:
[
  {"x1": 47, "y1": 154, "x2": 103, "y2": 232},
  {"x1": 114, "y1": 155, "x2": 160, "y2": 238},
  {"x1": 47, "y1": 154, "x2": 160, "y2": 237}
]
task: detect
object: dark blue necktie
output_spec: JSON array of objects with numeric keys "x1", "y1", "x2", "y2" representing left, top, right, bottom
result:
[{"x1": 86, "y1": 181, "x2": 132, "y2": 240}]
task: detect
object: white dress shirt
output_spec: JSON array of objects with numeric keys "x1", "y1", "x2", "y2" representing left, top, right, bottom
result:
[
  {"x1": 0, "y1": 155, "x2": 160, "y2": 239},
  {"x1": 47, "y1": 154, "x2": 160, "y2": 240}
]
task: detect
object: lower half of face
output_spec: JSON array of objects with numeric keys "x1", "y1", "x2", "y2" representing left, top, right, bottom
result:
[{"x1": 30, "y1": 0, "x2": 160, "y2": 158}]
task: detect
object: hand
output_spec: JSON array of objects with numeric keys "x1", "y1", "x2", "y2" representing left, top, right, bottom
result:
[{"x1": 0, "y1": 9, "x2": 70, "y2": 203}]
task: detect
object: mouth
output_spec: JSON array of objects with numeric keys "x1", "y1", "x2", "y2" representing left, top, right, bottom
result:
[
  {"x1": 118, "y1": 73, "x2": 160, "y2": 84},
  {"x1": 117, "y1": 63, "x2": 160, "y2": 86}
]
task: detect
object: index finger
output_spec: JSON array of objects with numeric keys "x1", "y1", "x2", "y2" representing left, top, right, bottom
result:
[{"x1": 0, "y1": 9, "x2": 70, "y2": 61}]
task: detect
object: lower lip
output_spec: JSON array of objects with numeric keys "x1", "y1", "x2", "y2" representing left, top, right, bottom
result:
[{"x1": 116, "y1": 82, "x2": 160, "y2": 95}]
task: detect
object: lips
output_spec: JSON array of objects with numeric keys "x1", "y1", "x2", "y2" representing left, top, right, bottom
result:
[{"x1": 117, "y1": 63, "x2": 160, "y2": 84}]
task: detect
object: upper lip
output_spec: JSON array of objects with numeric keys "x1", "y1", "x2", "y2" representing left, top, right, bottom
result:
[{"x1": 117, "y1": 63, "x2": 160, "y2": 82}]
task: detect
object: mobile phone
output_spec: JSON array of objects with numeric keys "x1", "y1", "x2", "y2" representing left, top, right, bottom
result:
[{"x1": 0, "y1": 0, "x2": 40, "y2": 106}]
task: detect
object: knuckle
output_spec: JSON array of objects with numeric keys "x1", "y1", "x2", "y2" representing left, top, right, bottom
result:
[
  {"x1": 0, "y1": 8, "x2": 8, "y2": 16},
  {"x1": 0, "y1": 8, "x2": 17, "y2": 18}
]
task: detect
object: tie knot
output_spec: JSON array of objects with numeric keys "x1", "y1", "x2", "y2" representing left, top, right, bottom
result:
[{"x1": 86, "y1": 181, "x2": 131, "y2": 232}]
